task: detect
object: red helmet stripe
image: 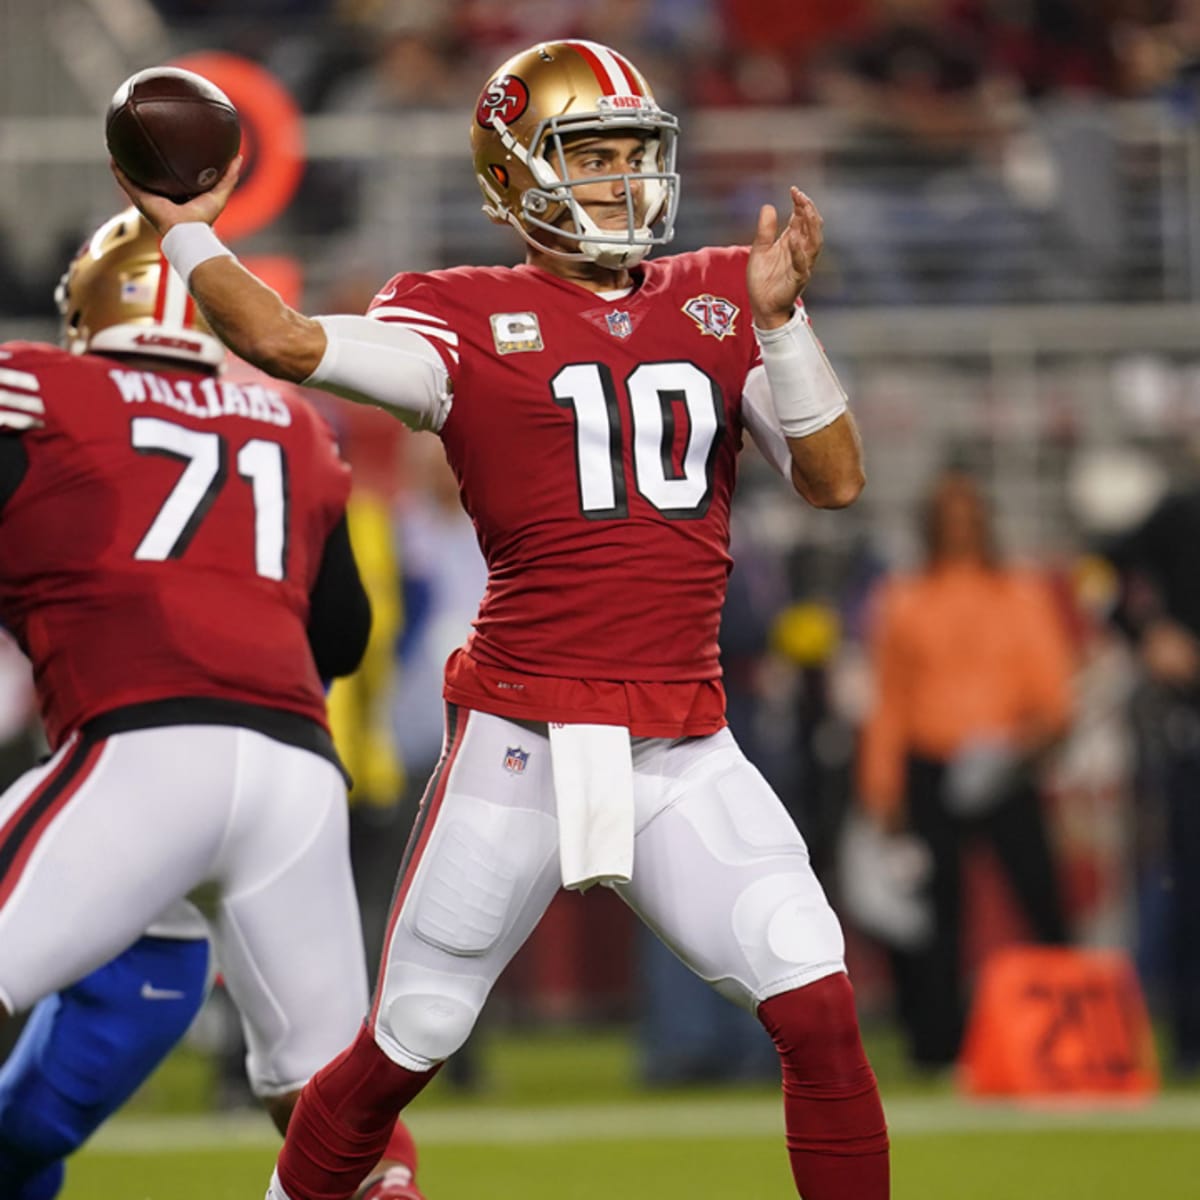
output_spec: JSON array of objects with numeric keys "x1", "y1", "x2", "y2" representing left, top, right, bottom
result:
[
  {"x1": 152, "y1": 253, "x2": 171, "y2": 321},
  {"x1": 154, "y1": 253, "x2": 190, "y2": 328},
  {"x1": 564, "y1": 40, "x2": 642, "y2": 97},
  {"x1": 609, "y1": 49, "x2": 645, "y2": 96},
  {"x1": 565, "y1": 41, "x2": 615, "y2": 91}
]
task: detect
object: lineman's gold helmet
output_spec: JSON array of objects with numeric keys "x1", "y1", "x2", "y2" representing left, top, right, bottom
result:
[
  {"x1": 470, "y1": 40, "x2": 679, "y2": 269},
  {"x1": 55, "y1": 207, "x2": 224, "y2": 368}
]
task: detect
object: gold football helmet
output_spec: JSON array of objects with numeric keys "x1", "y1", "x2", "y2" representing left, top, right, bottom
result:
[
  {"x1": 55, "y1": 207, "x2": 224, "y2": 368},
  {"x1": 470, "y1": 40, "x2": 679, "y2": 269}
]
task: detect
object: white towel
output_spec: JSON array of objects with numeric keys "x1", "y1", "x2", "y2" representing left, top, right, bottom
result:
[{"x1": 548, "y1": 722, "x2": 635, "y2": 892}]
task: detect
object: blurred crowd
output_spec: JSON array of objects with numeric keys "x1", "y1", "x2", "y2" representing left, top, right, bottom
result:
[
  {"x1": 7, "y1": 0, "x2": 1200, "y2": 314},
  {"x1": 168, "y1": 0, "x2": 1200, "y2": 307},
  {"x1": 146, "y1": 0, "x2": 1198, "y2": 113}
]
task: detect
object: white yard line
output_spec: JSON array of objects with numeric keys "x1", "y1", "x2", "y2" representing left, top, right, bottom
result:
[{"x1": 88, "y1": 1093, "x2": 1200, "y2": 1156}]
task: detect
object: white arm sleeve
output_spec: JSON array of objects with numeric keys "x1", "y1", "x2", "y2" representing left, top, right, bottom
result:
[
  {"x1": 741, "y1": 365, "x2": 794, "y2": 479},
  {"x1": 303, "y1": 314, "x2": 452, "y2": 432}
]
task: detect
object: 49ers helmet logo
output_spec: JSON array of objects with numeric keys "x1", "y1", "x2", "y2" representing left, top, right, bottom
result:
[{"x1": 475, "y1": 74, "x2": 530, "y2": 128}]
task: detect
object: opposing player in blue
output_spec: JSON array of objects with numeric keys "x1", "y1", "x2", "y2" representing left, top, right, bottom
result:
[{"x1": 0, "y1": 906, "x2": 210, "y2": 1199}]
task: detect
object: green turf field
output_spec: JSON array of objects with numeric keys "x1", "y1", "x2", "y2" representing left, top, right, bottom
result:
[{"x1": 67, "y1": 1025, "x2": 1200, "y2": 1199}]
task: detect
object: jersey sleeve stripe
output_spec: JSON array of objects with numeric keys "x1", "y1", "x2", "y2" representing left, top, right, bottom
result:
[
  {"x1": 363, "y1": 313, "x2": 461, "y2": 367},
  {"x1": 369, "y1": 316, "x2": 460, "y2": 348},
  {"x1": 0, "y1": 412, "x2": 40, "y2": 430},
  {"x1": 0, "y1": 389, "x2": 45, "y2": 413},
  {"x1": 367, "y1": 305, "x2": 449, "y2": 327},
  {"x1": 0, "y1": 368, "x2": 40, "y2": 392},
  {"x1": 427, "y1": 343, "x2": 460, "y2": 366}
]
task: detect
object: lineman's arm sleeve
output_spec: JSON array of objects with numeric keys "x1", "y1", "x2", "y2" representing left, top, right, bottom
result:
[{"x1": 307, "y1": 513, "x2": 372, "y2": 679}]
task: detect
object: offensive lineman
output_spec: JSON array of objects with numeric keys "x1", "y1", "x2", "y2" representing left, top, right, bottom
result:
[
  {"x1": 117, "y1": 39, "x2": 890, "y2": 1200},
  {"x1": 0, "y1": 211, "x2": 424, "y2": 1200}
]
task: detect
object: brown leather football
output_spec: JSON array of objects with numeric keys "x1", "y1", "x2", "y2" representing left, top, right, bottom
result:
[{"x1": 106, "y1": 67, "x2": 241, "y2": 201}]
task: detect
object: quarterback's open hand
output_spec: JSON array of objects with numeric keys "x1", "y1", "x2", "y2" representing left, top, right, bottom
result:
[
  {"x1": 747, "y1": 187, "x2": 824, "y2": 330},
  {"x1": 110, "y1": 156, "x2": 242, "y2": 237}
]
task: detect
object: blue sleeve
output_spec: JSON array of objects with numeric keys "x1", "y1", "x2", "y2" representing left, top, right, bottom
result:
[{"x1": 0, "y1": 934, "x2": 210, "y2": 1199}]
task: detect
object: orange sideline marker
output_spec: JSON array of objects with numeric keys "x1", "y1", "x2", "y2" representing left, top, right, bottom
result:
[{"x1": 958, "y1": 945, "x2": 1158, "y2": 1099}]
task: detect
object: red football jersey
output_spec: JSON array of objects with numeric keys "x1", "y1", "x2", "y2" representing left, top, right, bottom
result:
[
  {"x1": 0, "y1": 343, "x2": 350, "y2": 747},
  {"x1": 369, "y1": 246, "x2": 761, "y2": 703}
]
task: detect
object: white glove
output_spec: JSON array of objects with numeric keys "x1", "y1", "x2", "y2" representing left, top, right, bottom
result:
[
  {"x1": 944, "y1": 736, "x2": 1022, "y2": 816},
  {"x1": 838, "y1": 812, "x2": 934, "y2": 951}
]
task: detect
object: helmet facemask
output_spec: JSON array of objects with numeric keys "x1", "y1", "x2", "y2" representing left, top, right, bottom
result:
[{"x1": 505, "y1": 108, "x2": 679, "y2": 269}]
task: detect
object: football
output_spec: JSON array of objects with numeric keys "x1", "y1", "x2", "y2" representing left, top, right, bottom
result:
[{"x1": 105, "y1": 67, "x2": 241, "y2": 201}]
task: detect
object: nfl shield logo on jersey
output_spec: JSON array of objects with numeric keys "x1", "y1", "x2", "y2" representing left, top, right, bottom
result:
[
  {"x1": 503, "y1": 746, "x2": 529, "y2": 774},
  {"x1": 605, "y1": 311, "x2": 633, "y2": 339},
  {"x1": 682, "y1": 293, "x2": 740, "y2": 340}
]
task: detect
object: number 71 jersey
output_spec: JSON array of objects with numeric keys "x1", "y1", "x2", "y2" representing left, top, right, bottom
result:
[
  {"x1": 0, "y1": 342, "x2": 350, "y2": 748},
  {"x1": 371, "y1": 245, "x2": 760, "y2": 684}
]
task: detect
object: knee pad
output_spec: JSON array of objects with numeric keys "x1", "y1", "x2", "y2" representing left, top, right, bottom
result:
[
  {"x1": 381, "y1": 982, "x2": 481, "y2": 1066},
  {"x1": 729, "y1": 872, "x2": 846, "y2": 1006},
  {"x1": 0, "y1": 935, "x2": 209, "y2": 1161}
]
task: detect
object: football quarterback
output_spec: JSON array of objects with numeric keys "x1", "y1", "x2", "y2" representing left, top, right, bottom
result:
[{"x1": 116, "y1": 38, "x2": 887, "y2": 1200}]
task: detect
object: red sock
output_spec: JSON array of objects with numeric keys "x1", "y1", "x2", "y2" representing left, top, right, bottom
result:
[
  {"x1": 380, "y1": 1120, "x2": 417, "y2": 1175},
  {"x1": 276, "y1": 1025, "x2": 438, "y2": 1200},
  {"x1": 758, "y1": 973, "x2": 890, "y2": 1200},
  {"x1": 357, "y1": 1120, "x2": 421, "y2": 1199}
]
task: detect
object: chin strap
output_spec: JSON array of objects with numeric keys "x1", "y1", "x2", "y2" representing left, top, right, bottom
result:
[{"x1": 502, "y1": 210, "x2": 653, "y2": 268}]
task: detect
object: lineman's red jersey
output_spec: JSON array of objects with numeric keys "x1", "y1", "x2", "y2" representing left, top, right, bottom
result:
[
  {"x1": 369, "y1": 245, "x2": 764, "y2": 734},
  {"x1": 0, "y1": 343, "x2": 350, "y2": 747}
]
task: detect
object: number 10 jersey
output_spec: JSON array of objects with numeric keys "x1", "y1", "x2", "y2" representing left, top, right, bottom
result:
[{"x1": 369, "y1": 245, "x2": 766, "y2": 733}]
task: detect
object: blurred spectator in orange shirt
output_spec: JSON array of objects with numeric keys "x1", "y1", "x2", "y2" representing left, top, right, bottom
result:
[{"x1": 857, "y1": 467, "x2": 1074, "y2": 1068}]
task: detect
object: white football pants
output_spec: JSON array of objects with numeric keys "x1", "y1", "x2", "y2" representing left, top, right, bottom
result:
[
  {"x1": 0, "y1": 724, "x2": 368, "y2": 1096},
  {"x1": 368, "y1": 707, "x2": 846, "y2": 1071}
]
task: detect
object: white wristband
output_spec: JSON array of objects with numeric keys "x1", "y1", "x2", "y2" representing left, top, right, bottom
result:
[
  {"x1": 161, "y1": 222, "x2": 235, "y2": 285},
  {"x1": 754, "y1": 307, "x2": 848, "y2": 439}
]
